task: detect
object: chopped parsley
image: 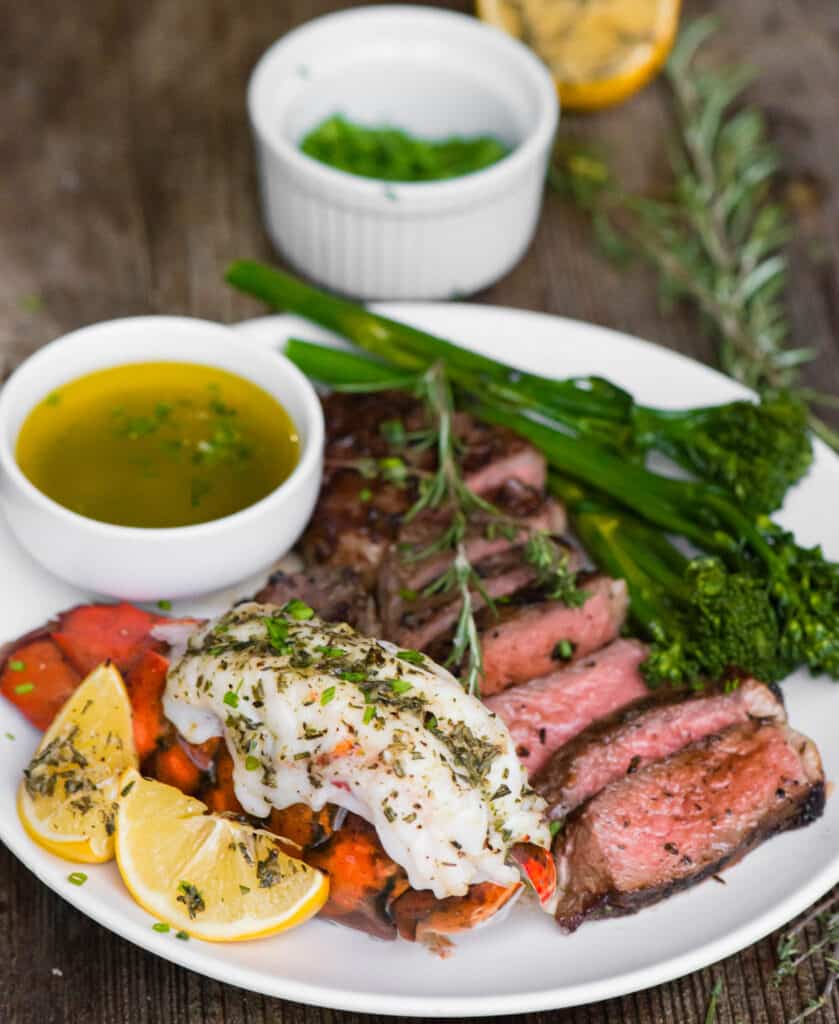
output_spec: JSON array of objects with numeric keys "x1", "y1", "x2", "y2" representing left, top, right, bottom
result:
[
  {"x1": 9, "y1": 659, "x2": 25, "y2": 672},
  {"x1": 14, "y1": 682, "x2": 34, "y2": 695},
  {"x1": 256, "y1": 848, "x2": 282, "y2": 888},
  {"x1": 176, "y1": 881, "x2": 206, "y2": 919},
  {"x1": 120, "y1": 780, "x2": 136, "y2": 798},
  {"x1": 359, "y1": 488, "x2": 372, "y2": 503},
  {"x1": 363, "y1": 705, "x2": 376, "y2": 725},
  {"x1": 549, "y1": 820, "x2": 564, "y2": 838},
  {"x1": 320, "y1": 686, "x2": 336, "y2": 706},
  {"x1": 152, "y1": 922, "x2": 170, "y2": 933},
  {"x1": 245, "y1": 755, "x2": 260, "y2": 771},
  {"x1": 156, "y1": 599, "x2": 173, "y2": 611},
  {"x1": 67, "y1": 871, "x2": 87, "y2": 886},
  {"x1": 175, "y1": 930, "x2": 190, "y2": 941},
  {"x1": 390, "y1": 678, "x2": 413, "y2": 694}
]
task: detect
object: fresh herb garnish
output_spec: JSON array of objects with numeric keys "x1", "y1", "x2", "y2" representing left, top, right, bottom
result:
[
  {"x1": 245, "y1": 755, "x2": 260, "y2": 771},
  {"x1": 176, "y1": 881, "x2": 206, "y2": 919},
  {"x1": 223, "y1": 690, "x2": 239, "y2": 709},
  {"x1": 283, "y1": 598, "x2": 314, "y2": 621},
  {"x1": 175, "y1": 930, "x2": 189, "y2": 940},
  {"x1": 156, "y1": 599, "x2": 172, "y2": 611},
  {"x1": 552, "y1": 639, "x2": 575, "y2": 662},
  {"x1": 9, "y1": 659, "x2": 25, "y2": 672},
  {"x1": 363, "y1": 705, "x2": 376, "y2": 725},
  {"x1": 67, "y1": 871, "x2": 87, "y2": 886},
  {"x1": 152, "y1": 922, "x2": 170, "y2": 933},
  {"x1": 14, "y1": 682, "x2": 34, "y2": 695},
  {"x1": 120, "y1": 780, "x2": 136, "y2": 798},
  {"x1": 264, "y1": 616, "x2": 292, "y2": 655},
  {"x1": 390, "y1": 679, "x2": 413, "y2": 694},
  {"x1": 397, "y1": 650, "x2": 425, "y2": 665},
  {"x1": 320, "y1": 686, "x2": 337, "y2": 706}
]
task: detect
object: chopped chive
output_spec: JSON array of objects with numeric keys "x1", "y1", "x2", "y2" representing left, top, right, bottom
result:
[
  {"x1": 245, "y1": 755, "x2": 260, "y2": 771},
  {"x1": 339, "y1": 670, "x2": 366, "y2": 682},
  {"x1": 14, "y1": 682, "x2": 34, "y2": 695},
  {"x1": 223, "y1": 690, "x2": 239, "y2": 709},
  {"x1": 552, "y1": 639, "x2": 576, "y2": 662},
  {"x1": 320, "y1": 686, "x2": 337, "y2": 706},
  {"x1": 283, "y1": 598, "x2": 314, "y2": 621},
  {"x1": 156, "y1": 599, "x2": 173, "y2": 611},
  {"x1": 152, "y1": 922, "x2": 170, "y2": 933},
  {"x1": 120, "y1": 780, "x2": 136, "y2": 798},
  {"x1": 9, "y1": 660, "x2": 25, "y2": 672},
  {"x1": 397, "y1": 650, "x2": 424, "y2": 665},
  {"x1": 363, "y1": 705, "x2": 376, "y2": 725},
  {"x1": 175, "y1": 930, "x2": 189, "y2": 940},
  {"x1": 68, "y1": 871, "x2": 87, "y2": 886},
  {"x1": 390, "y1": 678, "x2": 413, "y2": 694},
  {"x1": 316, "y1": 647, "x2": 346, "y2": 659}
]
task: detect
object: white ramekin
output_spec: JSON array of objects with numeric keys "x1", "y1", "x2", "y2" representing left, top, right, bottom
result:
[
  {"x1": 0, "y1": 317, "x2": 324, "y2": 601},
  {"x1": 247, "y1": 5, "x2": 559, "y2": 300}
]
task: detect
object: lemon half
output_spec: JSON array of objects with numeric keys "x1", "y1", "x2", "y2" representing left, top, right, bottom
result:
[
  {"x1": 115, "y1": 771, "x2": 328, "y2": 942},
  {"x1": 18, "y1": 662, "x2": 138, "y2": 863},
  {"x1": 477, "y1": 0, "x2": 681, "y2": 110}
]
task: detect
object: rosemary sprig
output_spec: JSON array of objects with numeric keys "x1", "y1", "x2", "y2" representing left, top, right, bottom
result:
[
  {"x1": 774, "y1": 892, "x2": 839, "y2": 1023},
  {"x1": 549, "y1": 15, "x2": 839, "y2": 453},
  {"x1": 403, "y1": 362, "x2": 581, "y2": 695},
  {"x1": 312, "y1": 354, "x2": 581, "y2": 695}
]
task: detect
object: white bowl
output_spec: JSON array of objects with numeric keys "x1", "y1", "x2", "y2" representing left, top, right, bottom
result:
[
  {"x1": 0, "y1": 317, "x2": 324, "y2": 601},
  {"x1": 247, "y1": 4, "x2": 559, "y2": 300}
]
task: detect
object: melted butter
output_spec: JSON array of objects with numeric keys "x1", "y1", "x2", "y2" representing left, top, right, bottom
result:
[{"x1": 16, "y1": 362, "x2": 299, "y2": 528}]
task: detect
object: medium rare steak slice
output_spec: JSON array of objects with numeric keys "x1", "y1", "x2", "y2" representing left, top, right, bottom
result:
[
  {"x1": 553, "y1": 721, "x2": 825, "y2": 932},
  {"x1": 254, "y1": 566, "x2": 380, "y2": 635},
  {"x1": 485, "y1": 638, "x2": 649, "y2": 776},
  {"x1": 479, "y1": 577, "x2": 628, "y2": 697},
  {"x1": 392, "y1": 548, "x2": 540, "y2": 659},
  {"x1": 534, "y1": 678, "x2": 785, "y2": 818}
]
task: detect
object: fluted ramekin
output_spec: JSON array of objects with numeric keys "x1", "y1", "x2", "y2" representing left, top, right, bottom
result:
[{"x1": 247, "y1": 5, "x2": 559, "y2": 300}]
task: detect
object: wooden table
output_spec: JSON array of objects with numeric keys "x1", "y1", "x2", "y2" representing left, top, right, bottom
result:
[{"x1": 2, "y1": 1, "x2": 838, "y2": 1021}]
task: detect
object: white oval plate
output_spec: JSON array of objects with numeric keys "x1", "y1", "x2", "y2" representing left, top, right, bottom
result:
[{"x1": 1, "y1": 305, "x2": 838, "y2": 1017}]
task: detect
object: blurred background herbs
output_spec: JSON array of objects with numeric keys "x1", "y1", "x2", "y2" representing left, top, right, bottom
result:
[{"x1": 550, "y1": 15, "x2": 839, "y2": 452}]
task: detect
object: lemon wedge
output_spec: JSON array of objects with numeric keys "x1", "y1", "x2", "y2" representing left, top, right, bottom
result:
[
  {"x1": 114, "y1": 770, "x2": 329, "y2": 942},
  {"x1": 18, "y1": 662, "x2": 138, "y2": 863},
  {"x1": 477, "y1": 0, "x2": 681, "y2": 110}
]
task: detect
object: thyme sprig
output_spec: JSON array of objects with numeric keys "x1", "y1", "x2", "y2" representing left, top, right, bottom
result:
[
  {"x1": 774, "y1": 892, "x2": 839, "y2": 1023},
  {"x1": 549, "y1": 16, "x2": 839, "y2": 453}
]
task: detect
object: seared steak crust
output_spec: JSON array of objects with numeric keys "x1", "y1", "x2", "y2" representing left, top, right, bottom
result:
[
  {"x1": 553, "y1": 721, "x2": 825, "y2": 931},
  {"x1": 255, "y1": 566, "x2": 380, "y2": 635},
  {"x1": 534, "y1": 677, "x2": 786, "y2": 818}
]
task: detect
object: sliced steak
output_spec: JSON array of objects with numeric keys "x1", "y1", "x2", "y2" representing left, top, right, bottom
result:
[
  {"x1": 303, "y1": 392, "x2": 548, "y2": 582},
  {"x1": 485, "y1": 638, "x2": 649, "y2": 776},
  {"x1": 534, "y1": 678, "x2": 785, "y2": 818},
  {"x1": 479, "y1": 576, "x2": 628, "y2": 697},
  {"x1": 254, "y1": 566, "x2": 380, "y2": 635},
  {"x1": 553, "y1": 721, "x2": 825, "y2": 932},
  {"x1": 392, "y1": 547, "x2": 540, "y2": 659}
]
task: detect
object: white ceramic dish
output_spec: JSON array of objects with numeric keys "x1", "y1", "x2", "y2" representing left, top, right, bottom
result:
[
  {"x1": 247, "y1": 5, "x2": 559, "y2": 300},
  {"x1": 1, "y1": 304, "x2": 838, "y2": 1017},
  {"x1": 0, "y1": 316, "x2": 324, "y2": 601}
]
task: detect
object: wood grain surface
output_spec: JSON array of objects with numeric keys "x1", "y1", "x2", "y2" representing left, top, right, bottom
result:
[{"x1": 1, "y1": 1, "x2": 838, "y2": 1021}]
